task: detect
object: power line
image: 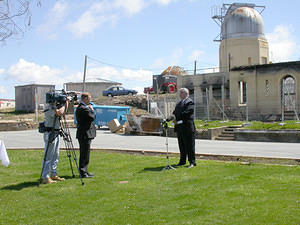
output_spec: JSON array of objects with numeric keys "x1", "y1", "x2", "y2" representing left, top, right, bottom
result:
[
  {"x1": 87, "y1": 56, "x2": 156, "y2": 72},
  {"x1": 86, "y1": 55, "x2": 219, "y2": 74}
]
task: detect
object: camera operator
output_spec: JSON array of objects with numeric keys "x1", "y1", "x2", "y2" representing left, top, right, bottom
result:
[
  {"x1": 41, "y1": 97, "x2": 70, "y2": 184},
  {"x1": 168, "y1": 88, "x2": 196, "y2": 168},
  {"x1": 76, "y1": 92, "x2": 96, "y2": 178}
]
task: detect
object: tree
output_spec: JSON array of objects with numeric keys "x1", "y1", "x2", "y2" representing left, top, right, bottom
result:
[{"x1": 0, "y1": 0, "x2": 40, "y2": 42}]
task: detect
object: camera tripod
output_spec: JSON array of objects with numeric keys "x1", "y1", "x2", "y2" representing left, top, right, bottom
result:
[
  {"x1": 59, "y1": 115, "x2": 84, "y2": 186},
  {"x1": 38, "y1": 115, "x2": 84, "y2": 186},
  {"x1": 162, "y1": 122, "x2": 176, "y2": 171}
]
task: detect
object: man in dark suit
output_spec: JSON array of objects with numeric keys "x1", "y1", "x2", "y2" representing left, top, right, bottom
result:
[
  {"x1": 76, "y1": 92, "x2": 96, "y2": 178},
  {"x1": 172, "y1": 88, "x2": 196, "y2": 168}
]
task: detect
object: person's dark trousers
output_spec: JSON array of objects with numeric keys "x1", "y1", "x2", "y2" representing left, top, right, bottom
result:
[
  {"x1": 176, "y1": 127, "x2": 196, "y2": 165},
  {"x1": 78, "y1": 138, "x2": 92, "y2": 175},
  {"x1": 177, "y1": 128, "x2": 187, "y2": 164}
]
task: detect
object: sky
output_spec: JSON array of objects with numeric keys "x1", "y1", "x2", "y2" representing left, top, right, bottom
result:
[{"x1": 1, "y1": 0, "x2": 300, "y2": 99}]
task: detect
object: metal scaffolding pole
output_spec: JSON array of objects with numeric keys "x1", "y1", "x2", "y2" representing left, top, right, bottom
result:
[
  {"x1": 221, "y1": 84, "x2": 225, "y2": 121},
  {"x1": 246, "y1": 83, "x2": 249, "y2": 123},
  {"x1": 206, "y1": 87, "x2": 210, "y2": 121}
]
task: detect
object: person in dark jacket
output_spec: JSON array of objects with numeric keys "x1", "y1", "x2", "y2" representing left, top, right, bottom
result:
[
  {"x1": 76, "y1": 92, "x2": 96, "y2": 178},
  {"x1": 172, "y1": 88, "x2": 196, "y2": 168}
]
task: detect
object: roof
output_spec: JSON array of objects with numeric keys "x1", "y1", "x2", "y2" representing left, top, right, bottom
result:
[
  {"x1": 222, "y1": 6, "x2": 265, "y2": 40},
  {"x1": 15, "y1": 84, "x2": 55, "y2": 88},
  {"x1": 65, "y1": 78, "x2": 121, "y2": 84},
  {"x1": 0, "y1": 99, "x2": 15, "y2": 102},
  {"x1": 231, "y1": 61, "x2": 300, "y2": 71}
]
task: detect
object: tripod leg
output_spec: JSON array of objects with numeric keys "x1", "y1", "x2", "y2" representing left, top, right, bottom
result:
[
  {"x1": 60, "y1": 116, "x2": 85, "y2": 186},
  {"x1": 71, "y1": 148, "x2": 85, "y2": 186},
  {"x1": 66, "y1": 147, "x2": 75, "y2": 178}
]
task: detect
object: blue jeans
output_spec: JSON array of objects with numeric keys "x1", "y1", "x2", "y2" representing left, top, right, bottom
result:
[{"x1": 42, "y1": 131, "x2": 60, "y2": 179}]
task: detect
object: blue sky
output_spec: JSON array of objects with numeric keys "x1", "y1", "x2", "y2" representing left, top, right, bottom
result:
[{"x1": 1, "y1": 0, "x2": 300, "y2": 99}]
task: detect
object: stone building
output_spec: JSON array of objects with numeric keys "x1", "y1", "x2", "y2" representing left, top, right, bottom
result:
[
  {"x1": 15, "y1": 84, "x2": 55, "y2": 112},
  {"x1": 65, "y1": 78, "x2": 121, "y2": 99},
  {"x1": 177, "y1": 2, "x2": 300, "y2": 121}
]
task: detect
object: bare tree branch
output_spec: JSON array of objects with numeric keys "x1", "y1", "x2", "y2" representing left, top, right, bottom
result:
[{"x1": 0, "y1": 0, "x2": 40, "y2": 42}]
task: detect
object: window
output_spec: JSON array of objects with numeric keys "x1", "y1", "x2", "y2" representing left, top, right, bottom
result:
[
  {"x1": 118, "y1": 87, "x2": 124, "y2": 91},
  {"x1": 239, "y1": 81, "x2": 247, "y2": 105},
  {"x1": 112, "y1": 87, "x2": 117, "y2": 91},
  {"x1": 248, "y1": 57, "x2": 252, "y2": 65},
  {"x1": 265, "y1": 80, "x2": 270, "y2": 96},
  {"x1": 261, "y1": 57, "x2": 268, "y2": 64},
  {"x1": 282, "y1": 76, "x2": 296, "y2": 111}
]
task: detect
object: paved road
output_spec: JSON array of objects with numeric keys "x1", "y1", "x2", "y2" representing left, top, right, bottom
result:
[{"x1": 0, "y1": 129, "x2": 300, "y2": 159}]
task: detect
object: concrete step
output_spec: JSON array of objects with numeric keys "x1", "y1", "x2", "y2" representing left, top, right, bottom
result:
[
  {"x1": 215, "y1": 136, "x2": 235, "y2": 141},
  {"x1": 223, "y1": 131, "x2": 235, "y2": 134},
  {"x1": 219, "y1": 134, "x2": 235, "y2": 138},
  {"x1": 228, "y1": 125, "x2": 243, "y2": 128}
]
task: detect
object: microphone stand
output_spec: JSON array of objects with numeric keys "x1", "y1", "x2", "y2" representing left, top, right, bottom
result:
[{"x1": 162, "y1": 122, "x2": 176, "y2": 171}]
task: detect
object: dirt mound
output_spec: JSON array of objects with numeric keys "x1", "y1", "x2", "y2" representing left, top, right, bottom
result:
[{"x1": 94, "y1": 95, "x2": 149, "y2": 116}]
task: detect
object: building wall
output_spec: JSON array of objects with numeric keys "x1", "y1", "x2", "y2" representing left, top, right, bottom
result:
[
  {"x1": 220, "y1": 37, "x2": 269, "y2": 72},
  {"x1": 65, "y1": 82, "x2": 121, "y2": 98},
  {"x1": 15, "y1": 85, "x2": 55, "y2": 112},
  {"x1": 230, "y1": 64, "x2": 300, "y2": 120}
]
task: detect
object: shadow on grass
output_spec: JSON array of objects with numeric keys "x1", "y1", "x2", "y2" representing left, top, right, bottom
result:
[
  {"x1": 141, "y1": 165, "x2": 178, "y2": 172},
  {"x1": 1, "y1": 181, "x2": 38, "y2": 191},
  {"x1": 0, "y1": 175, "x2": 82, "y2": 191}
]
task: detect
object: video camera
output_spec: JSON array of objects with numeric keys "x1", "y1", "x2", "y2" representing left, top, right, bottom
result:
[{"x1": 46, "y1": 89, "x2": 78, "y2": 106}]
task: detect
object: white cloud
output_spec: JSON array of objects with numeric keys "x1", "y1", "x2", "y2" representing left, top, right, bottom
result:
[
  {"x1": 188, "y1": 50, "x2": 204, "y2": 62},
  {"x1": 37, "y1": 1, "x2": 69, "y2": 39},
  {"x1": 266, "y1": 25, "x2": 298, "y2": 63},
  {"x1": 68, "y1": 2, "x2": 118, "y2": 38},
  {"x1": 0, "y1": 69, "x2": 4, "y2": 75},
  {"x1": 114, "y1": 0, "x2": 146, "y2": 15},
  {"x1": 131, "y1": 86, "x2": 145, "y2": 94},
  {"x1": 155, "y1": 0, "x2": 175, "y2": 5},
  {"x1": 83, "y1": 66, "x2": 152, "y2": 83},
  {"x1": 151, "y1": 47, "x2": 184, "y2": 72},
  {"x1": 69, "y1": 0, "x2": 177, "y2": 38},
  {"x1": 7, "y1": 59, "x2": 65, "y2": 85},
  {"x1": 5, "y1": 59, "x2": 153, "y2": 93}
]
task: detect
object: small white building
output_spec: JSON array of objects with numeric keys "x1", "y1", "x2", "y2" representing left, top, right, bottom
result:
[
  {"x1": 0, "y1": 99, "x2": 15, "y2": 109},
  {"x1": 15, "y1": 84, "x2": 55, "y2": 112},
  {"x1": 65, "y1": 78, "x2": 122, "y2": 98}
]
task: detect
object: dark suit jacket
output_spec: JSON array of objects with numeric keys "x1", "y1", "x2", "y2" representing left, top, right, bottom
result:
[
  {"x1": 76, "y1": 103, "x2": 97, "y2": 140},
  {"x1": 173, "y1": 97, "x2": 195, "y2": 133}
]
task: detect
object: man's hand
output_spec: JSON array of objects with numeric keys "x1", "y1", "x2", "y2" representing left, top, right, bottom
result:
[
  {"x1": 166, "y1": 115, "x2": 175, "y2": 122},
  {"x1": 88, "y1": 104, "x2": 94, "y2": 112}
]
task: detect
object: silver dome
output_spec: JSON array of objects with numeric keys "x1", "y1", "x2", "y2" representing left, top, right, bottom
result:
[{"x1": 221, "y1": 6, "x2": 265, "y2": 40}]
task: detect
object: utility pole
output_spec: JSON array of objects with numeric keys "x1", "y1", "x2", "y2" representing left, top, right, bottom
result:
[
  {"x1": 82, "y1": 55, "x2": 87, "y2": 92},
  {"x1": 35, "y1": 87, "x2": 38, "y2": 122},
  {"x1": 194, "y1": 61, "x2": 197, "y2": 118}
]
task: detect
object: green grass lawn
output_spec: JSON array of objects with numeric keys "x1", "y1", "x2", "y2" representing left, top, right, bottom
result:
[
  {"x1": 245, "y1": 120, "x2": 300, "y2": 130},
  {"x1": 189, "y1": 120, "x2": 300, "y2": 130},
  {"x1": 1, "y1": 151, "x2": 300, "y2": 225},
  {"x1": 194, "y1": 120, "x2": 243, "y2": 129}
]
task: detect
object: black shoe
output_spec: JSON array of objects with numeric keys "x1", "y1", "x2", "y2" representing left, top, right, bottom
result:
[
  {"x1": 188, "y1": 164, "x2": 196, "y2": 168},
  {"x1": 86, "y1": 172, "x2": 94, "y2": 177},
  {"x1": 80, "y1": 173, "x2": 93, "y2": 178},
  {"x1": 176, "y1": 162, "x2": 186, "y2": 166}
]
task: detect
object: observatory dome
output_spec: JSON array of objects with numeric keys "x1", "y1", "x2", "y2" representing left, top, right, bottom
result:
[{"x1": 221, "y1": 7, "x2": 265, "y2": 40}]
